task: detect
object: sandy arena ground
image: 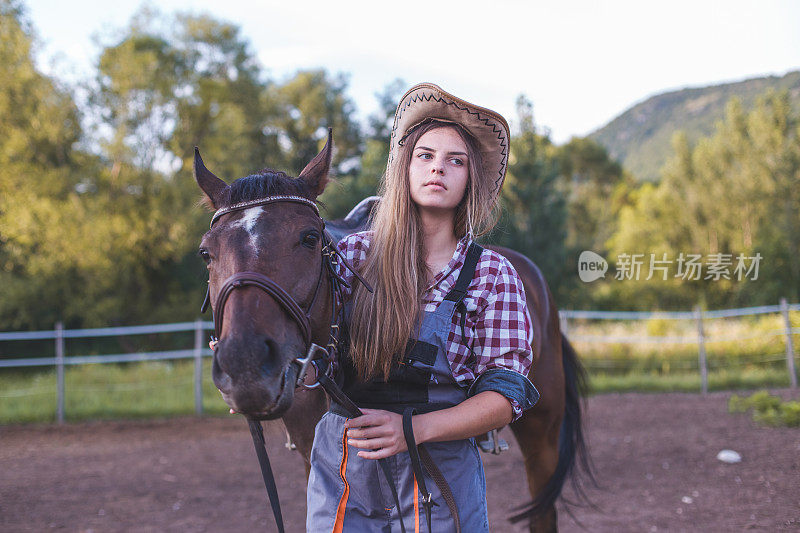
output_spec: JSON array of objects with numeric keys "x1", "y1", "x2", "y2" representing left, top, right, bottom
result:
[{"x1": 2, "y1": 391, "x2": 799, "y2": 532}]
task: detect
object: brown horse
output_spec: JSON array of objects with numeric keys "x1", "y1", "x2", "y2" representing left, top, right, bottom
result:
[{"x1": 195, "y1": 132, "x2": 592, "y2": 532}]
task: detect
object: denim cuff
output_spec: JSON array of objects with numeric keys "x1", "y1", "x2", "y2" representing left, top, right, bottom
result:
[{"x1": 467, "y1": 368, "x2": 540, "y2": 414}]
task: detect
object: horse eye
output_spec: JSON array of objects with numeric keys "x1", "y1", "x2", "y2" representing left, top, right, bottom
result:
[
  {"x1": 301, "y1": 232, "x2": 320, "y2": 249},
  {"x1": 198, "y1": 249, "x2": 211, "y2": 263}
]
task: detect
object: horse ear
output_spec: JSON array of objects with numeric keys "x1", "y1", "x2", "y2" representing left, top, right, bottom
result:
[
  {"x1": 298, "y1": 128, "x2": 333, "y2": 198},
  {"x1": 193, "y1": 147, "x2": 228, "y2": 209}
]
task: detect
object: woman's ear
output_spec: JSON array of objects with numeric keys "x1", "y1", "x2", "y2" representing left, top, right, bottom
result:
[{"x1": 298, "y1": 128, "x2": 333, "y2": 198}]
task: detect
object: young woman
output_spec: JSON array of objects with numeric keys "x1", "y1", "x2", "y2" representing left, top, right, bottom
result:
[{"x1": 306, "y1": 83, "x2": 539, "y2": 532}]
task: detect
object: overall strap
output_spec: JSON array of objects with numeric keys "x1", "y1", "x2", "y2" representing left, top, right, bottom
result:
[
  {"x1": 443, "y1": 243, "x2": 484, "y2": 305},
  {"x1": 443, "y1": 243, "x2": 483, "y2": 363}
]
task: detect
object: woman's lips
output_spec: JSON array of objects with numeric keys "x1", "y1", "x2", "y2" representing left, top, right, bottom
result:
[{"x1": 424, "y1": 180, "x2": 446, "y2": 190}]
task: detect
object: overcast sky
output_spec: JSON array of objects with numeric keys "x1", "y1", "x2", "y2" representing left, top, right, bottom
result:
[{"x1": 24, "y1": 0, "x2": 800, "y2": 143}]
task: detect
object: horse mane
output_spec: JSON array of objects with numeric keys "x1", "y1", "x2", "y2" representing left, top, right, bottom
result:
[{"x1": 216, "y1": 169, "x2": 313, "y2": 208}]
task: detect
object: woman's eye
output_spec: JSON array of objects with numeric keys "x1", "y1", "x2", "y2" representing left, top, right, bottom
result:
[
  {"x1": 301, "y1": 232, "x2": 319, "y2": 248},
  {"x1": 417, "y1": 152, "x2": 432, "y2": 160},
  {"x1": 450, "y1": 158, "x2": 464, "y2": 166},
  {"x1": 198, "y1": 249, "x2": 211, "y2": 263}
]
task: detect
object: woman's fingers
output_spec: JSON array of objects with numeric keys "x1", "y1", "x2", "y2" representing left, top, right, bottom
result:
[
  {"x1": 347, "y1": 436, "x2": 392, "y2": 450},
  {"x1": 356, "y1": 448, "x2": 393, "y2": 460},
  {"x1": 344, "y1": 411, "x2": 387, "y2": 429},
  {"x1": 345, "y1": 426, "x2": 386, "y2": 439}
]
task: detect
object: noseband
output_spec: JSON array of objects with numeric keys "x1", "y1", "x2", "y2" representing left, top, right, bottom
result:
[{"x1": 213, "y1": 270, "x2": 315, "y2": 348}]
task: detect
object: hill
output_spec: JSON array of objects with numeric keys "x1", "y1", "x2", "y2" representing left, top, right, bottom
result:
[{"x1": 589, "y1": 70, "x2": 800, "y2": 181}]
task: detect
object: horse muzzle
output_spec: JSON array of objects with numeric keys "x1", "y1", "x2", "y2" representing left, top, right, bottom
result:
[{"x1": 212, "y1": 338, "x2": 300, "y2": 419}]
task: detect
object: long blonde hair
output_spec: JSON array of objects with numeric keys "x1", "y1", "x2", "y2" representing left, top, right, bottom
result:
[{"x1": 347, "y1": 120, "x2": 500, "y2": 380}]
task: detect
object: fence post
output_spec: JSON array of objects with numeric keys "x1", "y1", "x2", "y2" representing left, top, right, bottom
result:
[
  {"x1": 194, "y1": 318, "x2": 204, "y2": 415},
  {"x1": 559, "y1": 311, "x2": 569, "y2": 338},
  {"x1": 694, "y1": 305, "x2": 708, "y2": 395},
  {"x1": 780, "y1": 298, "x2": 798, "y2": 389},
  {"x1": 55, "y1": 322, "x2": 65, "y2": 424}
]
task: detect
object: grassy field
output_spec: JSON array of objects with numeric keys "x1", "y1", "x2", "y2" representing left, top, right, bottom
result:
[
  {"x1": 1, "y1": 310, "x2": 797, "y2": 424},
  {"x1": 570, "y1": 310, "x2": 799, "y2": 393},
  {"x1": 0, "y1": 360, "x2": 229, "y2": 424}
]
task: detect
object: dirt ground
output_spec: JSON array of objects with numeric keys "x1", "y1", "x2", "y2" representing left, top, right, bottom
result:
[{"x1": 1, "y1": 391, "x2": 799, "y2": 532}]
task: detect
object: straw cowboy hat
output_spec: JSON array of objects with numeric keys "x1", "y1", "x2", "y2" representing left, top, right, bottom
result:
[{"x1": 387, "y1": 82, "x2": 511, "y2": 198}]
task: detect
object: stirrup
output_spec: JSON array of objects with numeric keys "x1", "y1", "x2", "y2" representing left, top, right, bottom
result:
[{"x1": 477, "y1": 428, "x2": 509, "y2": 455}]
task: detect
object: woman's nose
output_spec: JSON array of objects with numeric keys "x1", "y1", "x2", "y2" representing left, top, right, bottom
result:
[{"x1": 431, "y1": 162, "x2": 444, "y2": 175}]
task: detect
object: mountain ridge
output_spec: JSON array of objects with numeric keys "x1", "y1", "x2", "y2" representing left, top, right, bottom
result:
[{"x1": 588, "y1": 69, "x2": 800, "y2": 181}]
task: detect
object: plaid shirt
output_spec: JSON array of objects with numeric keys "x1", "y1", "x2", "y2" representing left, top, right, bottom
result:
[{"x1": 335, "y1": 231, "x2": 535, "y2": 420}]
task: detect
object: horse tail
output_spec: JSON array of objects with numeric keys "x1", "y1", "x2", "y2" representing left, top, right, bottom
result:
[
  {"x1": 555, "y1": 335, "x2": 597, "y2": 509},
  {"x1": 510, "y1": 334, "x2": 596, "y2": 522}
]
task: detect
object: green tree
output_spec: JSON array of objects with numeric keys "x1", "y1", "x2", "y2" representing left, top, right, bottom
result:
[
  {"x1": 555, "y1": 136, "x2": 635, "y2": 308},
  {"x1": 488, "y1": 96, "x2": 567, "y2": 297},
  {"x1": 607, "y1": 91, "x2": 800, "y2": 308},
  {"x1": 77, "y1": 10, "x2": 371, "y2": 326},
  {"x1": 0, "y1": 0, "x2": 92, "y2": 329},
  {"x1": 265, "y1": 69, "x2": 362, "y2": 177},
  {"x1": 319, "y1": 79, "x2": 405, "y2": 219}
]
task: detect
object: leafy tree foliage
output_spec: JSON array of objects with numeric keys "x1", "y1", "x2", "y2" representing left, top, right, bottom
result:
[
  {"x1": 487, "y1": 96, "x2": 568, "y2": 292},
  {"x1": 3, "y1": 0, "x2": 798, "y2": 336},
  {"x1": 318, "y1": 79, "x2": 405, "y2": 219},
  {"x1": 265, "y1": 70, "x2": 362, "y2": 176},
  {"x1": 607, "y1": 91, "x2": 800, "y2": 308},
  {"x1": 0, "y1": 0, "x2": 87, "y2": 329},
  {"x1": 0, "y1": 5, "x2": 365, "y2": 330},
  {"x1": 554, "y1": 136, "x2": 636, "y2": 308}
]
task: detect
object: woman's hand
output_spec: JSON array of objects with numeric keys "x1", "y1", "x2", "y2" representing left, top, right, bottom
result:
[{"x1": 344, "y1": 408, "x2": 408, "y2": 460}]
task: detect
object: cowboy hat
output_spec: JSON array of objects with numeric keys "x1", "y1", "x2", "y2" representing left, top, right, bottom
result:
[{"x1": 387, "y1": 82, "x2": 510, "y2": 198}]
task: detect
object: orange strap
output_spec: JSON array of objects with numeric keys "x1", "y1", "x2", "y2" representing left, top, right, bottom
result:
[{"x1": 332, "y1": 426, "x2": 351, "y2": 533}]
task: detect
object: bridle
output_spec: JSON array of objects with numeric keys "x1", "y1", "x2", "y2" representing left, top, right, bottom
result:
[
  {"x1": 200, "y1": 194, "x2": 368, "y2": 533},
  {"x1": 202, "y1": 195, "x2": 362, "y2": 396}
]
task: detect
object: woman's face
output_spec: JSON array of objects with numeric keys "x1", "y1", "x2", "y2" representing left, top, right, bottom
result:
[{"x1": 408, "y1": 127, "x2": 470, "y2": 215}]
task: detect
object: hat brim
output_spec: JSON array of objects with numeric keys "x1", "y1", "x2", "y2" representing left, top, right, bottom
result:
[{"x1": 387, "y1": 83, "x2": 510, "y2": 198}]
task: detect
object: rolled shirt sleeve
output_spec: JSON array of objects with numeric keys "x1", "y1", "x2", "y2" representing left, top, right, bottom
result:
[{"x1": 467, "y1": 256, "x2": 538, "y2": 421}]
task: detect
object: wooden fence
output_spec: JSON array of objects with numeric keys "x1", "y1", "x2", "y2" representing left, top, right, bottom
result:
[{"x1": 1, "y1": 300, "x2": 798, "y2": 423}]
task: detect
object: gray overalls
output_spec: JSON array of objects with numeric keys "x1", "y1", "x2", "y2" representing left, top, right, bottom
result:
[{"x1": 306, "y1": 243, "x2": 489, "y2": 532}]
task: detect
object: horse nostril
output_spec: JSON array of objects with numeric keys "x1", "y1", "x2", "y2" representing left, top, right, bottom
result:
[
  {"x1": 212, "y1": 352, "x2": 233, "y2": 393},
  {"x1": 261, "y1": 338, "x2": 279, "y2": 374}
]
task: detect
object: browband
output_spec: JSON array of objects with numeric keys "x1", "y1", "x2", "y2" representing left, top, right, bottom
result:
[{"x1": 210, "y1": 195, "x2": 319, "y2": 228}]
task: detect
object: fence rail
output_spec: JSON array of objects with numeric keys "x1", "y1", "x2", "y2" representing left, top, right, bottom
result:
[
  {"x1": 0, "y1": 321, "x2": 214, "y2": 342},
  {"x1": 1, "y1": 301, "x2": 798, "y2": 423},
  {"x1": 560, "y1": 302, "x2": 800, "y2": 320},
  {"x1": 1, "y1": 319, "x2": 214, "y2": 422},
  {"x1": 561, "y1": 299, "x2": 798, "y2": 393}
]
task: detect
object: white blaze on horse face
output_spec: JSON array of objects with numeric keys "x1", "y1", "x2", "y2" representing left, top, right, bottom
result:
[{"x1": 231, "y1": 207, "x2": 264, "y2": 255}]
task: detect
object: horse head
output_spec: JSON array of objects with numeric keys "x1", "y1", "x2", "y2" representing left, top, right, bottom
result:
[{"x1": 194, "y1": 131, "x2": 334, "y2": 420}]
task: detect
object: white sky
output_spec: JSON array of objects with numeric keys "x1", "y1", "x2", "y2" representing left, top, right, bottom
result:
[{"x1": 24, "y1": 0, "x2": 800, "y2": 143}]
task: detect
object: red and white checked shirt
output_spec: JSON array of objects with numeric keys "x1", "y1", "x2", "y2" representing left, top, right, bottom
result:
[{"x1": 335, "y1": 231, "x2": 535, "y2": 419}]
